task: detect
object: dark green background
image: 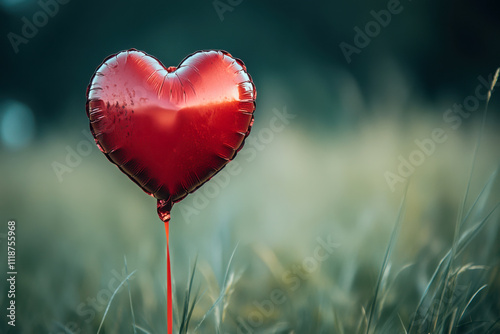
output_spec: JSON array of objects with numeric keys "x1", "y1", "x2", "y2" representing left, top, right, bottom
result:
[{"x1": 2, "y1": 0, "x2": 500, "y2": 132}]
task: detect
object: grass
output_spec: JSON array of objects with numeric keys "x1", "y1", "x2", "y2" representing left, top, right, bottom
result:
[
  {"x1": 87, "y1": 139, "x2": 500, "y2": 333},
  {"x1": 90, "y1": 73, "x2": 500, "y2": 334},
  {"x1": 1, "y1": 74, "x2": 500, "y2": 334}
]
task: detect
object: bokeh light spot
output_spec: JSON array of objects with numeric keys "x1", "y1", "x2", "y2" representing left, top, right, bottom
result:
[
  {"x1": 0, "y1": 100, "x2": 35, "y2": 150},
  {"x1": 0, "y1": 0, "x2": 32, "y2": 12}
]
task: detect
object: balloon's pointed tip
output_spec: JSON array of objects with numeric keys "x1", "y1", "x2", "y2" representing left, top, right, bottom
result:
[{"x1": 157, "y1": 199, "x2": 173, "y2": 223}]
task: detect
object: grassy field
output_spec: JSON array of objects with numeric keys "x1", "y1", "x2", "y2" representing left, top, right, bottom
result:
[{"x1": 1, "y1": 93, "x2": 500, "y2": 333}]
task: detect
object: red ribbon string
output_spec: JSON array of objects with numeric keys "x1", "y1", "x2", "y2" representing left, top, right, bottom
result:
[{"x1": 165, "y1": 221, "x2": 172, "y2": 334}]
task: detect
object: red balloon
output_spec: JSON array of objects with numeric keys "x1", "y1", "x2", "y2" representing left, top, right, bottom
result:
[{"x1": 86, "y1": 49, "x2": 256, "y2": 220}]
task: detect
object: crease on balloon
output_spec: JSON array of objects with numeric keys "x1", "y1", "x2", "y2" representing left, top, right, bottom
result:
[
  {"x1": 223, "y1": 142, "x2": 239, "y2": 156},
  {"x1": 179, "y1": 177, "x2": 191, "y2": 195},
  {"x1": 146, "y1": 69, "x2": 164, "y2": 87},
  {"x1": 157, "y1": 75, "x2": 167, "y2": 99},
  {"x1": 149, "y1": 178, "x2": 163, "y2": 195},
  {"x1": 187, "y1": 63, "x2": 201, "y2": 77},
  {"x1": 182, "y1": 76, "x2": 197, "y2": 98},
  {"x1": 173, "y1": 72, "x2": 186, "y2": 104},
  {"x1": 88, "y1": 86, "x2": 103, "y2": 93},
  {"x1": 237, "y1": 81, "x2": 255, "y2": 99},
  {"x1": 214, "y1": 151, "x2": 231, "y2": 161},
  {"x1": 154, "y1": 185, "x2": 170, "y2": 200},
  {"x1": 134, "y1": 168, "x2": 152, "y2": 188},
  {"x1": 142, "y1": 176, "x2": 153, "y2": 189},
  {"x1": 107, "y1": 146, "x2": 118, "y2": 153},
  {"x1": 135, "y1": 52, "x2": 151, "y2": 71},
  {"x1": 190, "y1": 170, "x2": 203, "y2": 187},
  {"x1": 107, "y1": 54, "x2": 119, "y2": 69},
  {"x1": 136, "y1": 57, "x2": 150, "y2": 72},
  {"x1": 89, "y1": 122, "x2": 106, "y2": 137},
  {"x1": 185, "y1": 66, "x2": 202, "y2": 87},
  {"x1": 89, "y1": 115, "x2": 103, "y2": 125},
  {"x1": 208, "y1": 165, "x2": 219, "y2": 175},
  {"x1": 228, "y1": 58, "x2": 238, "y2": 70},
  {"x1": 238, "y1": 109, "x2": 254, "y2": 115},
  {"x1": 123, "y1": 50, "x2": 129, "y2": 67},
  {"x1": 90, "y1": 113, "x2": 106, "y2": 121},
  {"x1": 232, "y1": 67, "x2": 245, "y2": 75}
]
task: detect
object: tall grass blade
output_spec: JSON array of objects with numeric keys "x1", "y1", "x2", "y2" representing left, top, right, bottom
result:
[
  {"x1": 365, "y1": 186, "x2": 408, "y2": 334},
  {"x1": 124, "y1": 256, "x2": 137, "y2": 334},
  {"x1": 97, "y1": 269, "x2": 137, "y2": 334},
  {"x1": 458, "y1": 284, "x2": 487, "y2": 322},
  {"x1": 194, "y1": 243, "x2": 239, "y2": 332},
  {"x1": 179, "y1": 256, "x2": 198, "y2": 334}
]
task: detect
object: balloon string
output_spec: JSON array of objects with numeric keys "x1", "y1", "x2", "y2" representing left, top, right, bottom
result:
[{"x1": 164, "y1": 221, "x2": 173, "y2": 334}]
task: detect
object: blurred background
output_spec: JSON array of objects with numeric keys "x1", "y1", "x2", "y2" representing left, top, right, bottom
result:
[{"x1": 1, "y1": 0, "x2": 500, "y2": 333}]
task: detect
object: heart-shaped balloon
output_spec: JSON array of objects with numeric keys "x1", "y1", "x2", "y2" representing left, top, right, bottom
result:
[{"x1": 86, "y1": 49, "x2": 256, "y2": 220}]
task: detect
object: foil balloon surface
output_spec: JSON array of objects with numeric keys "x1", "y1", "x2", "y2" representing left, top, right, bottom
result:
[{"x1": 86, "y1": 49, "x2": 256, "y2": 219}]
